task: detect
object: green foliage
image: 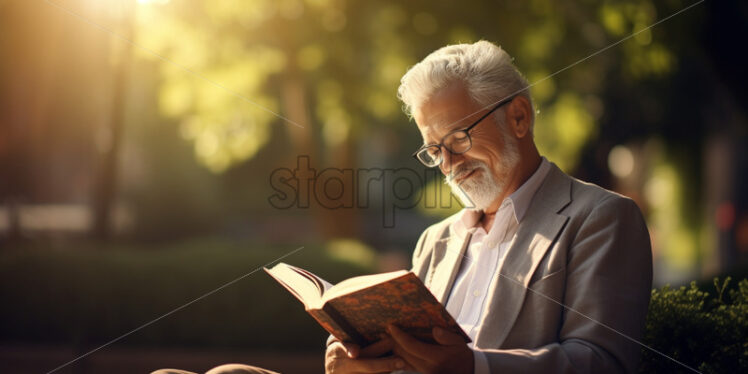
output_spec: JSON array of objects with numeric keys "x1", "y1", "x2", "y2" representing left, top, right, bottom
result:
[
  {"x1": 0, "y1": 239, "x2": 375, "y2": 351},
  {"x1": 134, "y1": 0, "x2": 684, "y2": 173},
  {"x1": 641, "y1": 277, "x2": 748, "y2": 373}
]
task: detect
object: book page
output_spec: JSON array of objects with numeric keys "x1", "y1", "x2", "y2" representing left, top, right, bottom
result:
[
  {"x1": 322, "y1": 269, "x2": 409, "y2": 303},
  {"x1": 264, "y1": 263, "x2": 328, "y2": 307},
  {"x1": 289, "y1": 264, "x2": 334, "y2": 294}
]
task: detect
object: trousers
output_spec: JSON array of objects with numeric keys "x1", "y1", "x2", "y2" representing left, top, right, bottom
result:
[{"x1": 151, "y1": 363, "x2": 280, "y2": 374}]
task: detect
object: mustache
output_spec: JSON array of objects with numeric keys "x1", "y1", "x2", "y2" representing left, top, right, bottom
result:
[{"x1": 445, "y1": 161, "x2": 487, "y2": 184}]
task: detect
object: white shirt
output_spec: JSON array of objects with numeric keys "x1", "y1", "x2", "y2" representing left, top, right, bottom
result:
[{"x1": 447, "y1": 157, "x2": 551, "y2": 374}]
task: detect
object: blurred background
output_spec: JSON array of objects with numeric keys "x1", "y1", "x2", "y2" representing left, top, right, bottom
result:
[{"x1": 1, "y1": 0, "x2": 746, "y2": 373}]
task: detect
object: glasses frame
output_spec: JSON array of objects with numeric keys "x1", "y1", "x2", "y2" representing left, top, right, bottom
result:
[{"x1": 412, "y1": 95, "x2": 515, "y2": 167}]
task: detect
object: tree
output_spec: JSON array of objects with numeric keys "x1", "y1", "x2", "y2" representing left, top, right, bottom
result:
[{"x1": 133, "y1": 0, "x2": 729, "y2": 272}]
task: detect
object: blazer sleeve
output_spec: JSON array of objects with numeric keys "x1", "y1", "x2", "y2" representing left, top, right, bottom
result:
[{"x1": 481, "y1": 196, "x2": 653, "y2": 373}]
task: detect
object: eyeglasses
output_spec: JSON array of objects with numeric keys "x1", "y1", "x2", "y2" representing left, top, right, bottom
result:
[{"x1": 412, "y1": 96, "x2": 514, "y2": 168}]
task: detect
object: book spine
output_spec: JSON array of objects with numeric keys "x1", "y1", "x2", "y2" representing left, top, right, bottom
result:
[
  {"x1": 307, "y1": 308, "x2": 354, "y2": 345},
  {"x1": 320, "y1": 303, "x2": 368, "y2": 346}
]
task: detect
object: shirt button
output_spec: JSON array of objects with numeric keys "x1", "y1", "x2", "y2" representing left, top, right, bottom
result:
[{"x1": 472, "y1": 290, "x2": 481, "y2": 297}]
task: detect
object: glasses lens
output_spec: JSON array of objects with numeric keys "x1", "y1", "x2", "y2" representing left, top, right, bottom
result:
[
  {"x1": 417, "y1": 146, "x2": 441, "y2": 167},
  {"x1": 444, "y1": 131, "x2": 472, "y2": 154}
]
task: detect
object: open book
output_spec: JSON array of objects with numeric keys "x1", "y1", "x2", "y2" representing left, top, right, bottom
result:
[{"x1": 264, "y1": 262, "x2": 470, "y2": 347}]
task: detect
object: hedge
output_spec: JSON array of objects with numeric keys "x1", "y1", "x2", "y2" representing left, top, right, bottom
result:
[
  {"x1": 0, "y1": 242, "x2": 746, "y2": 371},
  {"x1": 640, "y1": 277, "x2": 748, "y2": 373},
  {"x1": 0, "y1": 239, "x2": 373, "y2": 351}
]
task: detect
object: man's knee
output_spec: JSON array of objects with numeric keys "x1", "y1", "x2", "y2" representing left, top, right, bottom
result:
[{"x1": 205, "y1": 364, "x2": 279, "y2": 374}]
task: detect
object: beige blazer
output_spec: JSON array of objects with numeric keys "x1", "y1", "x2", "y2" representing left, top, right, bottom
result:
[{"x1": 410, "y1": 163, "x2": 652, "y2": 373}]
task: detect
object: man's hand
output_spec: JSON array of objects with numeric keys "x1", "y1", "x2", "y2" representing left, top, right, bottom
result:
[
  {"x1": 388, "y1": 325, "x2": 474, "y2": 374},
  {"x1": 324, "y1": 337, "x2": 405, "y2": 374}
]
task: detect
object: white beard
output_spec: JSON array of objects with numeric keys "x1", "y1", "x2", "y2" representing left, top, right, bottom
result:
[
  {"x1": 445, "y1": 138, "x2": 520, "y2": 211},
  {"x1": 446, "y1": 161, "x2": 500, "y2": 210}
]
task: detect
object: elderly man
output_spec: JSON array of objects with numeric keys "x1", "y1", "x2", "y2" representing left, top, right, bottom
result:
[
  {"x1": 325, "y1": 41, "x2": 652, "y2": 373},
  {"x1": 154, "y1": 40, "x2": 652, "y2": 374}
]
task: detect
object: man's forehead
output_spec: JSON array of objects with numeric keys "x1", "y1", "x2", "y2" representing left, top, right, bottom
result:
[
  {"x1": 417, "y1": 118, "x2": 456, "y2": 135},
  {"x1": 415, "y1": 116, "x2": 447, "y2": 144},
  {"x1": 415, "y1": 107, "x2": 475, "y2": 143},
  {"x1": 414, "y1": 84, "x2": 478, "y2": 136}
]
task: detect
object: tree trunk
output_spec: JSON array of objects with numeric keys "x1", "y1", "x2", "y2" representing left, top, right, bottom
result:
[
  {"x1": 280, "y1": 72, "x2": 359, "y2": 239},
  {"x1": 91, "y1": 5, "x2": 133, "y2": 241}
]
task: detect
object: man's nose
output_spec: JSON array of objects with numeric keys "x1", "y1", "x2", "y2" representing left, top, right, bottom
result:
[{"x1": 440, "y1": 148, "x2": 463, "y2": 176}]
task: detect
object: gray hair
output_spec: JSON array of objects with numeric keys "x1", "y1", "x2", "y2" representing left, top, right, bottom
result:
[{"x1": 397, "y1": 40, "x2": 534, "y2": 132}]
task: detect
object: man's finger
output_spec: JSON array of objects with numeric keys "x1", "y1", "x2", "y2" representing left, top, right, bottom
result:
[
  {"x1": 392, "y1": 342, "x2": 428, "y2": 371},
  {"x1": 387, "y1": 324, "x2": 433, "y2": 359},
  {"x1": 359, "y1": 337, "x2": 394, "y2": 358},
  {"x1": 432, "y1": 326, "x2": 467, "y2": 346},
  {"x1": 340, "y1": 356, "x2": 405, "y2": 373},
  {"x1": 327, "y1": 341, "x2": 359, "y2": 359},
  {"x1": 327, "y1": 342, "x2": 346, "y2": 357},
  {"x1": 342, "y1": 342, "x2": 360, "y2": 358}
]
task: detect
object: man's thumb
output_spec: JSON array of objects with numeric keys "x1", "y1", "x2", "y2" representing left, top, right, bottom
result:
[
  {"x1": 343, "y1": 342, "x2": 360, "y2": 358},
  {"x1": 433, "y1": 327, "x2": 466, "y2": 345}
]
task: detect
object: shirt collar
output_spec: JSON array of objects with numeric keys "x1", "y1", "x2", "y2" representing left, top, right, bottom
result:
[
  {"x1": 450, "y1": 157, "x2": 551, "y2": 236},
  {"x1": 452, "y1": 208, "x2": 482, "y2": 238},
  {"x1": 507, "y1": 156, "x2": 551, "y2": 223}
]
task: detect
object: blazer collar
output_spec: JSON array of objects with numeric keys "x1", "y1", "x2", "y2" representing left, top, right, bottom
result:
[
  {"x1": 475, "y1": 163, "x2": 572, "y2": 347},
  {"x1": 429, "y1": 229, "x2": 473, "y2": 304}
]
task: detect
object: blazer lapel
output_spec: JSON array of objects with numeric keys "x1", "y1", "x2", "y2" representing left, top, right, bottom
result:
[
  {"x1": 475, "y1": 164, "x2": 572, "y2": 348},
  {"x1": 429, "y1": 230, "x2": 472, "y2": 304}
]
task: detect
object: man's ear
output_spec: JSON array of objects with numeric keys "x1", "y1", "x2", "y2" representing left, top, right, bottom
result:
[{"x1": 506, "y1": 95, "x2": 532, "y2": 139}]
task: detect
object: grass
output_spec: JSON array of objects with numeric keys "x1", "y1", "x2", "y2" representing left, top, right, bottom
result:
[{"x1": 0, "y1": 237, "x2": 374, "y2": 351}]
